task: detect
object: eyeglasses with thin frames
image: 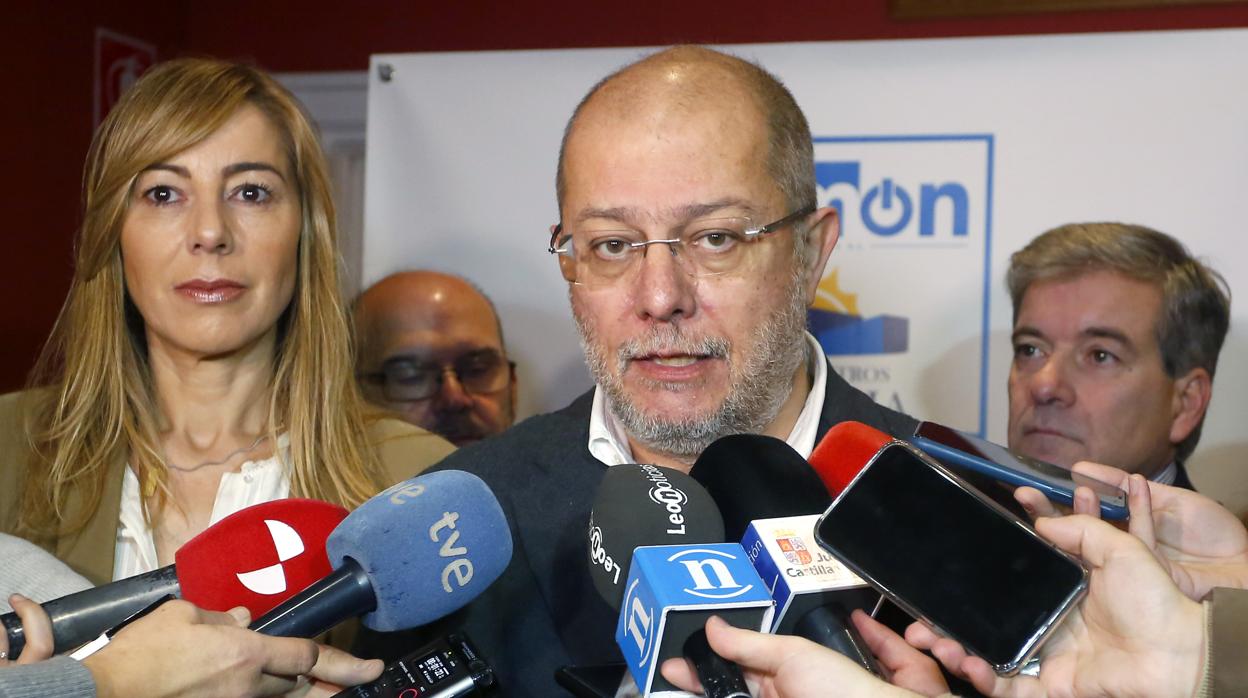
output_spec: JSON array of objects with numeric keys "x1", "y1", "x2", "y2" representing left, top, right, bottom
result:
[
  {"x1": 358, "y1": 350, "x2": 514, "y2": 403},
  {"x1": 548, "y1": 206, "x2": 815, "y2": 287}
]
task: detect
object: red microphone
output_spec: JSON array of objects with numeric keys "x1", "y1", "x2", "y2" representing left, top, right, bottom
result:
[
  {"x1": 177, "y1": 498, "x2": 347, "y2": 617},
  {"x1": 809, "y1": 421, "x2": 894, "y2": 497},
  {"x1": 2, "y1": 498, "x2": 347, "y2": 656}
]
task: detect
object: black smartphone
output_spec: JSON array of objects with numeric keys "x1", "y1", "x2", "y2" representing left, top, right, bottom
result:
[
  {"x1": 814, "y1": 439, "x2": 1088, "y2": 675},
  {"x1": 333, "y1": 633, "x2": 495, "y2": 698},
  {"x1": 912, "y1": 421, "x2": 1128, "y2": 520}
]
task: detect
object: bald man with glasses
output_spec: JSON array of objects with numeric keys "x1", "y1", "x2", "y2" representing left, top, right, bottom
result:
[
  {"x1": 358, "y1": 47, "x2": 917, "y2": 696},
  {"x1": 354, "y1": 271, "x2": 517, "y2": 447}
]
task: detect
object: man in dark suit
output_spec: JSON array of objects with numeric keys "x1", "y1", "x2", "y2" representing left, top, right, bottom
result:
[
  {"x1": 1005, "y1": 222, "x2": 1230, "y2": 489},
  {"x1": 360, "y1": 46, "x2": 918, "y2": 696}
]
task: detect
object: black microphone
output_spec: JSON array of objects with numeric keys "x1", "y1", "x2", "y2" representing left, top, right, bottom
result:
[
  {"x1": 588, "y1": 463, "x2": 725, "y2": 606},
  {"x1": 692, "y1": 434, "x2": 881, "y2": 674},
  {"x1": 588, "y1": 464, "x2": 763, "y2": 697},
  {"x1": 684, "y1": 629, "x2": 750, "y2": 698},
  {"x1": 689, "y1": 434, "x2": 831, "y2": 541}
]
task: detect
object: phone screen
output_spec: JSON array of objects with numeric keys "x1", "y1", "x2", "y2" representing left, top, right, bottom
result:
[
  {"x1": 815, "y1": 443, "x2": 1087, "y2": 672},
  {"x1": 915, "y1": 421, "x2": 1127, "y2": 507}
]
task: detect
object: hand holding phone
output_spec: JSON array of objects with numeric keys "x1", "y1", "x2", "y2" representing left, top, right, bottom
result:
[
  {"x1": 905, "y1": 512, "x2": 1205, "y2": 697},
  {"x1": 814, "y1": 422, "x2": 1088, "y2": 675},
  {"x1": 911, "y1": 421, "x2": 1128, "y2": 520}
]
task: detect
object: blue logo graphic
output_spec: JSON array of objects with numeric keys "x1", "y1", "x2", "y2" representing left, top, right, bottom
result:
[
  {"x1": 806, "y1": 267, "x2": 909, "y2": 355},
  {"x1": 808, "y1": 134, "x2": 995, "y2": 434},
  {"x1": 809, "y1": 308, "x2": 910, "y2": 356},
  {"x1": 806, "y1": 134, "x2": 993, "y2": 358},
  {"x1": 814, "y1": 161, "x2": 970, "y2": 239}
]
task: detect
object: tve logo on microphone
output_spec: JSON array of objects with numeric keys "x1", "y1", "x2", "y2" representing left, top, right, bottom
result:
[
  {"x1": 429, "y1": 511, "x2": 474, "y2": 593},
  {"x1": 616, "y1": 543, "x2": 774, "y2": 694},
  {"x1": 176, "y1": 499, "x2": 348, "y2": 618}
]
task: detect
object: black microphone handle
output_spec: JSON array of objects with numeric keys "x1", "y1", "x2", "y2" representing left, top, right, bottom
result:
[
  {"x1": 248, "y1": 558, "x2": 375, "y2": 638},
  {"x1": 1, "y1": 564, "x2": 180, "y2": 657},
  {"x1": 794, "y1": 604, "x2": 883, "y2": 676},
  {"x1": 683, "y1": 629, "x2": 751, "y2": 698}
]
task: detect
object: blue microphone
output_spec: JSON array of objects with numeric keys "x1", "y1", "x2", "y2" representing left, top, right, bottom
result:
[
  {"x1": 616, "y1": 542, "x2": 773, "y2": 696},
  {"x1": 250, "y1": 469, "x2": 513, "y2": 636}
]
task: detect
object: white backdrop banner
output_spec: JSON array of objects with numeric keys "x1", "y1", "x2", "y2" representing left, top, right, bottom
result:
[{"x1": 363, "y1": 30, "x2": 1248, "y2": 513}]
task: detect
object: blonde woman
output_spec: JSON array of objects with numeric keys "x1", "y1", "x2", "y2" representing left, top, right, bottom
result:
[{"x1": 0, "y1": 58, "x2": 455, "y2": 586}]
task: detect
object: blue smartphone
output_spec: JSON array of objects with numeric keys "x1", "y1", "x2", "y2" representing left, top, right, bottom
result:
[{"x1": 911, "y1": 421, "x2": 1129, "y2": 520}]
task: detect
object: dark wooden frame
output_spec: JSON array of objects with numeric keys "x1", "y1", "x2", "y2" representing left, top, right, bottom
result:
[{"x1": 891, "y1": 0, "x2": 1248, "y2": 20}]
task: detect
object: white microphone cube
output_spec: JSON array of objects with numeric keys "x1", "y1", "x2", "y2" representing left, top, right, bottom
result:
[{"x1": 741, "y1": 515, "x2": 872, "y2": 635}]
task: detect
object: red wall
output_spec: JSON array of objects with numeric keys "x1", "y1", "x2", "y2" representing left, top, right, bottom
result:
[
  {"x1": 3, "y1": 1, "x2": 1247, "y2": 392},
  {"x1": 183, "y1": 1, "x2": 1248, "y2": 71},
  {"x1": 2, "y1": 5, "x2": 186, "y2": 394}
]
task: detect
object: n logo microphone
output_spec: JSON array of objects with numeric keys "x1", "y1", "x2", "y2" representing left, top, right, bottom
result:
[
  {"x1": 620, "y1": 578, "x2": 656, "y2": 663},
  {"x1": 615, "y1": 542, "x2": 773, "y2": 695},
  {"x1": 673, "y1": 549, "x2": 753, "y2": 599}
]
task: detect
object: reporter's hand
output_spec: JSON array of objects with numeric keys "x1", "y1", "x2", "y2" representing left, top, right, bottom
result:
[
  {"x1": 83, "y1": 601, "x2": 325, "y2": 698},
  {"x1": 1079, "y1": 462, "x2": 1248, "y2": 599},
  {"x1": 285, "y1": 644, "x2": 383, "y2": 698},
  {"x1": 659, "y1": 615, "x2": 920, "y2": 698},
  {"x1": 850, "y1": 610, "x2": 949, "y2": 696},
  {"x1": 1014, "y1": 485, "x2": 1101, "y2": 521},
  {"x1": 0, "y1": 594, "x2": 54, "y2": 665},
  {"x1": 907, "y1": 514, "x2": 1205, "y2": 698}
]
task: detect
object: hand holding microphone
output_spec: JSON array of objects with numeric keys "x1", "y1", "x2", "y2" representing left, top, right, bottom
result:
[
  {"x1": 589, "y1": 464, "x2": 762, "y2": 697},
  {"x1": 79, "y1": 600, "x2": 382, "y2": 698},
  {"x1": 0, "y1": 586, "x2": 383, "y2": 698},
  {"x1": 690, "y1": 435, "x2": 882, "y2": 676},
  {"x1": 0, "y1": 594, "x2": 53, "y2": 665},
  {"x1": 659, "y1": 615, "x2": 922, "y2": 698},
  {"x1": 1, "y1": 498, "x2": 349, "y2": 657}
]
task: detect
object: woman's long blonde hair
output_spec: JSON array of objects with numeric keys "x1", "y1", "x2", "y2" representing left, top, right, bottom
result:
[{"x1": 19, "y1": 58, "x2": 389, "y2": 535}]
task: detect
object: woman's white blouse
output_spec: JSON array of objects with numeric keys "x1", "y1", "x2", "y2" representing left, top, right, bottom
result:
[{"x1": 112, "y1": 436, "x2": 291, "y2": 581}]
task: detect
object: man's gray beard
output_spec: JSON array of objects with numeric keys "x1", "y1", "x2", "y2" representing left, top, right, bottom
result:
[{"x1": 574, "y1": 274, "x2": 810, "y2": 462}]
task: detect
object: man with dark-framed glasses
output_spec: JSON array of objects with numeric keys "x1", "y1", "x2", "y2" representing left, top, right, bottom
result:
[
  {"x1": 354, "y1": 270, "x2": 516, "y2": 446},
  {"x1": 363, "y1": 46, "x2": 917, "y2": 696}
]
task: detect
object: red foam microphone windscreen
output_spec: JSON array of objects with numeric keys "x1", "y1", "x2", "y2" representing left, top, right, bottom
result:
[
  {"x1": 175, "y1": 498, "x2": 348, "y2": 618},
  {"x1": 809, "y1": 422, "x2": 894, "y2": 497}
]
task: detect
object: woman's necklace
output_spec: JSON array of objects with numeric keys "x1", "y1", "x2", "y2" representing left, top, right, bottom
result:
[{"x1": 165, "y1": 434, "x2": 269, "y2": 473}]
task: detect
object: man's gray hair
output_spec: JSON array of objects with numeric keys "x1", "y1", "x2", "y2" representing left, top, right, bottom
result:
[{"x1": 1007, "y1": 222, "x2": 1230, "y2": 461}]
